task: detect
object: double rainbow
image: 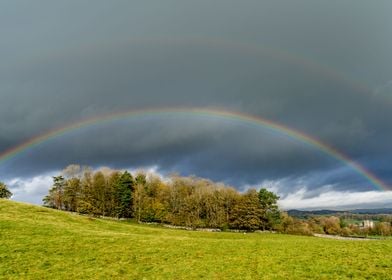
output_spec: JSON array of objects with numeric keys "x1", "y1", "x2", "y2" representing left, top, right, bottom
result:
[{"x1": 0, "y1": 107, "x2": 389, "y2": 191}]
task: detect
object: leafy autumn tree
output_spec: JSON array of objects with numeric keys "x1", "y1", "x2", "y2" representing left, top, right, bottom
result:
[
  {"x1": 105, "y1": 171, "x2": 121, "y2": 217},
  {"x1": 321, "y1": 216, "x2": 341, "y2": 235},
  {"x1": 134, "y1": 175, "x2": 169, "y2": 223},
  {"x1": 372, "y1": 222, "x2": 391, "y2": 236},
  {"x1": 230, "y1": 189, "x2": 263, "y2": 231},
  {"x1": 0, "y1": 182, "x2": 12, "y2": 199},
  {"x1": 164, "y1": 175, "x2": 185, "y2": 225},
  {"x1": 279, "y1": 212, "x2": 312, "y2": 235},
  {"x1": 221, "y1": 187, "x2": 241, "y2": 228},
  {"x1": 77, "y1": 168, "x2": 97, "y2": 215},
  {"x1": 92, "y1": 171, "x2": 106, "y2": 215},
  {"x1": 43, "y1": 176, "x2": 66, "y2": 209},
  {"x1": 63, "y1": 177, "x2": 81, "y2": 212},
  {"x1": 203, "y1": 188, "x2": 227, "y2": 228}
]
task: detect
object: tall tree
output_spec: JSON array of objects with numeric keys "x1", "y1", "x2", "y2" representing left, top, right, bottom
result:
[
  {"x1": 63, "y1": 178, "x2": 81, "y2": 212},
  {"x1": 135, "y1": 175, "x2": 168, "y2": 223},
  {"x1": 258, "y1": 188, "x2": 280, "y2": 230},
  {"x1": 92, "y1": 171, "x2": 106, "y2": 215},
  {"x1": 133, "y1": 173, "x2": 147, "y2": 221},
  {"x1": 0, "y1": 182, "x2": 12, "y2": 199},
  {"x1": 77, "y1": 168, "x2": 97, "y2": 215},
  {"x1": 115, "y1": 171, "x2": 134, "y2": 218},
  {"x1": 43, "y1": 176, "x2": 66, "y2": 209},
  {"x1": 105, "y1": 171, "x2": 120, "y2": 217},
  {"x1": 230, "y1": 189, "x2": 263, "y2": 231}
]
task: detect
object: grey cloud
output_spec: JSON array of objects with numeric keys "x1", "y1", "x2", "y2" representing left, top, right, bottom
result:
[{"x1": 1, "y1": 1, "x2": 392, "y2": 203}]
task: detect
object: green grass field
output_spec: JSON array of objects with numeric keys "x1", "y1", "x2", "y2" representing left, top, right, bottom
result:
[{"x1": 1, "y1": 200, "x2": 391, "y2": 279}]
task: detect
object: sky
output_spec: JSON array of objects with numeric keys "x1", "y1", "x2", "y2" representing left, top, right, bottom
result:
[{"x1": 1, "y1": 1, "x2": 392, "y2": 209}]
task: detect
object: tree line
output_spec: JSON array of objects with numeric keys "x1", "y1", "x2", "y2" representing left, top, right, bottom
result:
[
  {"x1": 42, "y1": 165, "x2": 392, "y2": 236},
  {"x1": 4, "y1": 164, "x2": 390, "y2": 236},
  {"x1": 42, "y1": 165, "x2": 281, "y2": 231}
]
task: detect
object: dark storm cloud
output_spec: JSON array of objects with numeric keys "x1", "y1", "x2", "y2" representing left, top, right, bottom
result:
[{"x1": 1, "y1": 0, "x2": 392, "y2": 202}]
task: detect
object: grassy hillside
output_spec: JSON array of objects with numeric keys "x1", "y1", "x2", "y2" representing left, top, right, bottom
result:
[{"x1": 1, "y1": 200, "x2": 391, "y2": 279}]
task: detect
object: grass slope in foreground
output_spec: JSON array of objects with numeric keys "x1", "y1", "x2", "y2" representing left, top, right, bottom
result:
[{"x1": 1, "y1": 200, "x2": 391, "y2": 279}]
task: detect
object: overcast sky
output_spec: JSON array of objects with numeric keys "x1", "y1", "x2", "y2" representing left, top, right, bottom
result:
[{"x1": 1, "y1": 1, "x2": 392, "y2": 209}]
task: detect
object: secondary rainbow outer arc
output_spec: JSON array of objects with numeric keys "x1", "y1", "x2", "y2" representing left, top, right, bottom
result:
[
  {"x1": 0, "y1": 107, "x2": 388, "y2": 191},
  {"x1": 25, "y1": 36, "x2": 371, "y2": 95}
]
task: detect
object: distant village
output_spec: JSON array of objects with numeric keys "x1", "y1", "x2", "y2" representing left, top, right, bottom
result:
[{"x1": 288, "y1": 209, "x2": 392, "y2": 237}]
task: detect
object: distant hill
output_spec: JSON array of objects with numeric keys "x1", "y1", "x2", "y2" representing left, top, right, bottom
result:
[
  {"x1": 350, "y1": 208, "x2": 392, "y2": 214},
  {"x1": 288, "y1": 208, "x2": 392, "y2": 218}
]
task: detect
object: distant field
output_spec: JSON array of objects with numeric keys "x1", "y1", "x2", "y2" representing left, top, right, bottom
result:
[{"x1": 1, "y1": 200, "x2": 391, "y2": 279}]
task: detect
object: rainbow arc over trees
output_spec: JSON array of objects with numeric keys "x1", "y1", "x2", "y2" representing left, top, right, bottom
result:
[{"x1": 0, "y1": 107, "x2": 389, "y2": 191}]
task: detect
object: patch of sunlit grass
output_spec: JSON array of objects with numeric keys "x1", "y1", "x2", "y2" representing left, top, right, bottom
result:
[{"x1": 1, "y1": 199, "x2": 391, "y2": 279}]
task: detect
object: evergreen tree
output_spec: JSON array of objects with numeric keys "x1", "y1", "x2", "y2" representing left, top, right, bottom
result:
[
  {"x1": 115, "y1": 171, "x2": 134, "y2": 218},
  {"x1": 258, "y1": 188, "x2": 281, "y2": 230}
]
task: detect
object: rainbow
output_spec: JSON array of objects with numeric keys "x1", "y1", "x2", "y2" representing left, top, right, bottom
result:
[
  {"x1": 0, "y1": 107, "x2": 389, "y2": 191},
  {"x1": 25, "y1": 36, "x2": 371, "y2": 95}
]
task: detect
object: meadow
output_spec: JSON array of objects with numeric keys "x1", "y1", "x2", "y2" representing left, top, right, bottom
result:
[{"x1": 1, "y1": 199, "x2": 391, "y2": 279}]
